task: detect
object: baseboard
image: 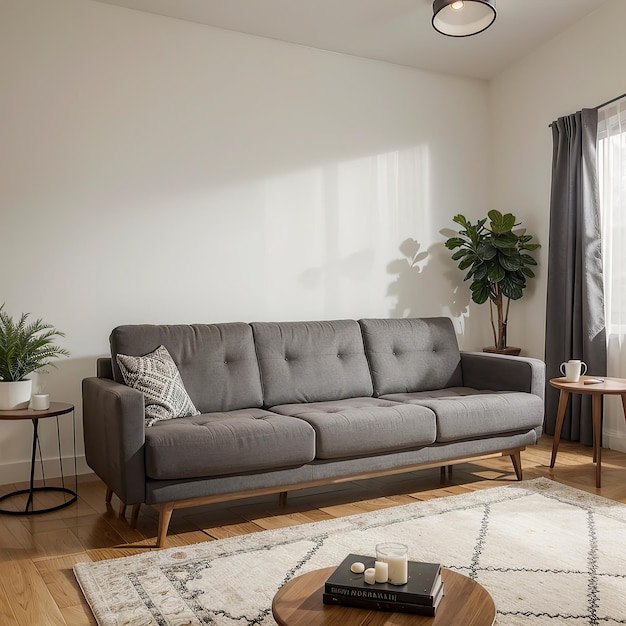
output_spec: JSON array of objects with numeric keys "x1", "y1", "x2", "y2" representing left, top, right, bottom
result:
[{"x1": 0, "y1": 454, "x2": 91, "y2": 487}]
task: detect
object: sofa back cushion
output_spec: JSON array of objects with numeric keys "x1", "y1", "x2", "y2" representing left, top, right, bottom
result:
[
  {"x1": 251, "y1": 320, "x2": 373, "y2": 406},
  {"x1": 110, "y1": 323, "x2": 263, "y2": 413},
  {"x1": 359, "y1": 317, "x2": 463, "y2": 396}
]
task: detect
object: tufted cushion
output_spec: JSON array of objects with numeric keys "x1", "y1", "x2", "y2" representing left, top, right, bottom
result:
[
  {"x1": 381, "y1": 388, "x2": 544, "y2": 442},
  {"x1": 116, "y1": 345, "x2": 200, "y2": 427},
  {"x1": 270, "y1": 397, "x2": 436, "y2": 459},
  {"x1": 110, "y1": 323, "x2": 263, "y2": 413},
  {"x1": 143, "y1": 409, "x2": 316, "y2": 479},
  {"x1": 251, "y1": 320, "x2": 374, "y2": 406},
  {"x1": 359, "y1": 317, "x2": 463, "y2": 396}
]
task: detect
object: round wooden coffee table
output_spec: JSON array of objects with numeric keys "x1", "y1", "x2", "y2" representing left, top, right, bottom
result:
[{"x1": 272, "y1": 566, "x2": 496, "y2": 625}]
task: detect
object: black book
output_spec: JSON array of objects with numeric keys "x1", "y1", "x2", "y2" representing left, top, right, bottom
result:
[
  {"x1": 323, "y1": 581, "x2": 445, "y2": 617},
  {"x1": 324, "y1": 553, "x2": 442, "y2": 606}
]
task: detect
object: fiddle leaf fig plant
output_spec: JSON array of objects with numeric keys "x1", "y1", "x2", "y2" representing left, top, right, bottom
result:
[
  {"x1": 445, "y1": 210, "x2": 540, "y2": 352},
  {"x1": 0, "y1": 304, "x2": 70, "y2": 382}
]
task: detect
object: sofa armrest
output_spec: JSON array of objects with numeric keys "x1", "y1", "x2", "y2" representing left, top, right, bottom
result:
[
  {"x1": 82, "y1": 376, "x2": 146, "y2": 505},
  {"x1": 460, "y1": 351, "x2": 545, "y2": 400}
]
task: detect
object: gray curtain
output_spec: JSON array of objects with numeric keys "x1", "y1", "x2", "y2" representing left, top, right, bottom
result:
[{"x1": 544, "y1": 109, "x2": 606, "y2": 445}]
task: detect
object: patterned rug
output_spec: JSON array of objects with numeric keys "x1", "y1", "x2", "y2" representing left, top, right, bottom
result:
[{"x1": 74, "y1": 478, "x2": 626, "y2": 625}]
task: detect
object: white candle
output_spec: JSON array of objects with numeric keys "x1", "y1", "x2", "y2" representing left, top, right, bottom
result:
[
  {"x1": 363, "y1": 568, "x2": 376, "y2": 584},
  {"x1": 374, "y1": 561, "x2": 388, "y2": 583},
  {"x1": 385, "y1": 553, "x2": 408, "y2": 585},
  {"x1": 376, "y1": 542, "x2": 408, "y2": 585},
  {"x1": 31, "y1": 394, "x2": 50, "y2": 411}
]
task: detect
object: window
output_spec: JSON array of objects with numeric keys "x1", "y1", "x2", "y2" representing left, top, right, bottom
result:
[{"x1": 597, "y1": 96, "x2": 626, "y2": 451}]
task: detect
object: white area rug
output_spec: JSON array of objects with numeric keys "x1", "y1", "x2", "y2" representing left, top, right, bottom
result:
[{"x1": 74, "y1": 478, "x2": 626, "y2": 625}]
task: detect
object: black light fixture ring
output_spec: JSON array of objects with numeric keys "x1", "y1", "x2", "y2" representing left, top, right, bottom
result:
[{"x1": 432, "y1": 0, "x2": 496, "y2": 38}]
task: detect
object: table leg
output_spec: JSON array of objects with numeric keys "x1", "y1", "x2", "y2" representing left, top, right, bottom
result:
[
  {"x1": 593, "y1": 394, "x2": 602, "y2": 488},
  {"x1": 25, "y1": 419, "x2": 40, "y2": 512},
  {"x1": 550, "y1": 390, "x2": 570, "y2": 468},
  {"x1": 621, "y1": 394, "x2": 626, "y2": 424}
]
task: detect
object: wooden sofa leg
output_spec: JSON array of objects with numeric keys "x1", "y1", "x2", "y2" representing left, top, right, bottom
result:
[
  {"x1": 105, "y1": 487, "x2": 113, "y2": 503},
  {"x1": 440, "y1": 465, "x2": 453, "y2": 480},
  {"x1": 510, "y1": 450, "x2": 523, "y2": 480},
  {"x1": 119, "y1": 502, "x2": 127, "y2": 518},
  {"x1": 157, "y1": 503, "x2": 175, "y2": 548},
  {"x1": 279, "y1": 491, "x2": 288, "y2": 507},
  {"x1": 130, "y1": 503, "x2": 141, "y2": 528}
]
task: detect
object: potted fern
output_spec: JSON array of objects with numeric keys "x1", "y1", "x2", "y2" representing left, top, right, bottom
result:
[
  {"x1": 0, "y1": 304, "x2": 70, "y2": 410},
  {"x1": 444, "y1": 210, "x2": 540, "y2": 355}
]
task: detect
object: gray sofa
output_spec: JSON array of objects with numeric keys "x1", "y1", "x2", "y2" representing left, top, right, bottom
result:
[{"x1": 82, "y1": 317, "x2": 545, "y2": 546}]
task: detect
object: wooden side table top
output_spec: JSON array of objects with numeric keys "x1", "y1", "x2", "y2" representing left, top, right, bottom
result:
[
  {"x1": 549, "y1": 376, "x2": 626, "y2": 394},
  {"x1": 0, "y1": 402, "x2": 74, "y2": 420},
  {"x1": 272, "y1": 566, "x2": 496, "y2": 626}
]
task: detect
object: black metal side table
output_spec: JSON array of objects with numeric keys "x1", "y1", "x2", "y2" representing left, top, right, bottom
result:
[{"x1": 0, "y1": 402, "x2": 77, "y2": 514}]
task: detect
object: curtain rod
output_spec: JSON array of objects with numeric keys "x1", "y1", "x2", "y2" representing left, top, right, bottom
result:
[
  {"x1": 596, "y1": 92, "x2": 626, "y2": 110},
  {"x1": 548, "y1": 93, "x2": 626, "y2": 128}
]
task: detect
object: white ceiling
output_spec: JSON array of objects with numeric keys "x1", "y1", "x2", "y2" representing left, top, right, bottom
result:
[{"x1": 92, "y1": 0, "x2": 610, "y2": 80}]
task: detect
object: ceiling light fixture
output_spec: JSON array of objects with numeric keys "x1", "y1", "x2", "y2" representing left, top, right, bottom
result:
[{"x1": 432, "y1": 0, "x2": 496, "y2": 37}]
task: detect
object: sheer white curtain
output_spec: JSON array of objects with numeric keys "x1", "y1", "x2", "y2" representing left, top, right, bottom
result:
[{"x1": 598, "y1": 97, "x2": 626, "y2": 452}]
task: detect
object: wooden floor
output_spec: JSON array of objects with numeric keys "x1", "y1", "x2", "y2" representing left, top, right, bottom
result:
[{"x1": 0, "y1": 435, "x2": 625, "y2": 625}]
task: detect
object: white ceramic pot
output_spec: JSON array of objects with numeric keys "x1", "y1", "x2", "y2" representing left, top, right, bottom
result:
[{"x1": 0, "y1": 379, "x2": 33, "y2": 410}]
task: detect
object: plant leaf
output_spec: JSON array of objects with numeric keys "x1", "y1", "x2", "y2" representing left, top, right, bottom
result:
[
  {"x1": 451, "y1": 249, "x2": 469, "y2": 261},
  {"x1": 0, "y1": 304, "x2": 69, "y2": 382},
  {"x1": 473, "y1": 264, "x2": 488, "y2": 280},
  {"x1": 520, "y1": 253, "x2": 538, "y2": 266},
  {"x1": 499, "y1": 252, "x2": 522, "y2": 271},
  {"x1": 458, "y1": 258, "x2": 475, "y2": 270},
  {"x1": 478, "y1": 242, "x2": 498, "y2": 260},
  {"x1": 501, "y1": 281, "x2": 524, "y2": 300},
  {"x1": 488, "y1": 210, "x2": 517, "y2": 234},
  {"x1": 445, "y1": 237, "x2": 466, "y2": 250},
  {"x1": 470, "y1": 282, "x2": 491, "y2": 304},
  {"x1": 487, "y1": 264, "x2": 505, "y2": 283}
]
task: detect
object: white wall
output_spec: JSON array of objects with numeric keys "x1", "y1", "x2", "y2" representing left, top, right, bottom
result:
[
  {"x1": 0, "y1": 0, "x2": 491, "y2": 482},
  {"x1": 490, "y1": 0, "x2": 626, "y2": 450}
]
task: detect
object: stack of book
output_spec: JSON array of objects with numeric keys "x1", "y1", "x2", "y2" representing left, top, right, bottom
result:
[{"x1": 323, "y1": 553, "x2": 444, "y2": 616}]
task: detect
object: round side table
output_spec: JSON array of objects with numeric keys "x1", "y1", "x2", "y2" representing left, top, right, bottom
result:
[
  {"x1": 0, "y1": 402, "x2": 77, "y2": 514},
  {"x1": 549, "y1": 376, "x2": 626, "y2": 488}
]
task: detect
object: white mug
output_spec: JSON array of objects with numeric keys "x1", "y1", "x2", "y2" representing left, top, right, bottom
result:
[{"x1": 560, "y1": 359, "x2": 587, "y2": 383}]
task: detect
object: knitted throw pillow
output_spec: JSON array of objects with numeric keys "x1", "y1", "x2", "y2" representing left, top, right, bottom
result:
[{"x1": 116, "y1": 345, "x2": 200, "y2": 427}]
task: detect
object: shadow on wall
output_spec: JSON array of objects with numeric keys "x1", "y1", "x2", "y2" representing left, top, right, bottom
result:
[{"x1": 387, "y1": 237, "x2": 471, "y2": 321}]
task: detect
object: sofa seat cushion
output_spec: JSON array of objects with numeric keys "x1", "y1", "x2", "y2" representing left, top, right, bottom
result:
[
  {"x1": 380, "y1": 388, "x2": 544, "y2": 442},
  {"x1": 270, "y1": 397, "x2": 436, "y2": 459},
  {"x1": 144, "y1": 409, "x2": 316, "y2": 480}
]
